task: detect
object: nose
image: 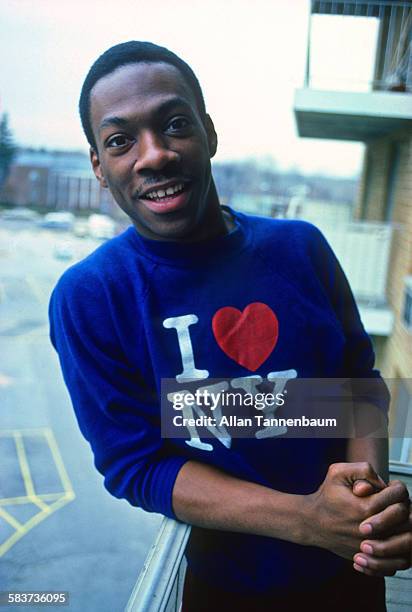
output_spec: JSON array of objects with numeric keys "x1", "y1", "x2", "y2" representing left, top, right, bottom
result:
[{"x1": 134, "y1": 130, "x2": 180, "y2": 173}]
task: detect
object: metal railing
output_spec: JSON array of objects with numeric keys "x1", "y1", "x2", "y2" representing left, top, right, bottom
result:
[
  {"x1": 321, "y1": 220, "x2": 393, "y2": 304},
  {"x1": 305, "y1": 0, "x2": 412, "y2": 92},
  {"x1": 288, "y1": 201, "x2": 394, "y2": 304},
  {"x1": 125, "y1": 518, "x2": 191, "y2": 612},
  {"x1": 126, "y1": 463, "x2": 410, "y2": 611}
]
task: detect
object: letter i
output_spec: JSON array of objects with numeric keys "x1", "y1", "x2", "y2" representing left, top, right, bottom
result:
[{"x1": 163, "y1": 315, "x2": 209, "y2": 382}]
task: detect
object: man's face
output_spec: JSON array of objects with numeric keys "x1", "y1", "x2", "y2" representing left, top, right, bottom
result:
[{"x1": 89, "y1": 62, "x2": 218, "y2": 241}]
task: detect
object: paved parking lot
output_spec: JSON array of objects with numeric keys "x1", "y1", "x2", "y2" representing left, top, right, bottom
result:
[{"x1": 0, "y1": 221, "x2": 161, "y2": 611}]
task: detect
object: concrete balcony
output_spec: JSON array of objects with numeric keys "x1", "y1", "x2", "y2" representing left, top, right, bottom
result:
[
  {"x1": 328, "y1": 221, "x2": 395, "y2": 334},
  {"x1": 288, "y1": 198, "x2": 395, "y2": 335},
  {"x1": 294, "y1": 88, "x2": 412, "y2": 141},
  {"x1": 294, "y1": 0, "x2": 412, "y2": 141},
  {"x1": 321, "y1": 220, "x2": 395, "y2": 334}
]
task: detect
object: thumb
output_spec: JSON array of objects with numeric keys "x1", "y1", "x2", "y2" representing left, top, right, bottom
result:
[
  {"x1": 345, "y1": 462, "x2": 386, "y2": 491},
  {"x1": 353, "y1": 479, "x2": 385, "y2": 497}
]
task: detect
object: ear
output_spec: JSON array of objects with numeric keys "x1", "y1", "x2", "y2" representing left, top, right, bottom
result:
[
  {"x1": 90, "y1": 147, "x2": 108, "y2": 188},
  {"x1": 205, "y1": 114, "x2": 217, "y2": 158}
]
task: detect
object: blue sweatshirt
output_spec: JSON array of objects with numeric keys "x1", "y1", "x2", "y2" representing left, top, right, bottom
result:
[{"x1": 49, "y1": 209, "x2": 385, "y2": 594}]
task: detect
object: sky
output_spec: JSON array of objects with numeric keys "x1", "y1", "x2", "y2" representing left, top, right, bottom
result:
[{"x1": 0, "y1": 0, "x2": 379, "y2": 176}]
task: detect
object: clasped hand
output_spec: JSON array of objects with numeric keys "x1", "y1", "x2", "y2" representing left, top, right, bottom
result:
[{"x1": 308, "y1": 463, "x2": 411, "y2": 577}]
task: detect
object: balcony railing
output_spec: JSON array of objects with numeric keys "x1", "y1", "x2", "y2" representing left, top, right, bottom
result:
[
  {"x1": 305, "y1": 0, "x2": 412, "y2": 92},
  {"x1": 126, "y1": 464, "x2": 410, "y2": 612},
  {"x1": 125, "y1": 518, "x2": 191, "y2": 612},
  {"x1": 287, "y1": 198, "x2": 393, "y2": 305},
  {"x1": 321, "y1": 220, "x2": 393, "y2": 304}
]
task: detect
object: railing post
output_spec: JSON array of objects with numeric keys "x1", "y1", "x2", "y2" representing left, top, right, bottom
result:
[{"x1": 125, "y1": 518, "x2": 191, "y2": 612}]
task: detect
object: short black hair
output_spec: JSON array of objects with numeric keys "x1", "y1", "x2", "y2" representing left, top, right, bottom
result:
[{"x1": 79, "y1": 40, "x2": 206, "y2": 150}]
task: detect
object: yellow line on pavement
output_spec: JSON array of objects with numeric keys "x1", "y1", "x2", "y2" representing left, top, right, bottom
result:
[
  {"x1": 0, "y1": 428, "x2": 76, "y2": 557},
  {"x1": 0, "y1": 493, "x2": 65, "y2": 506},
  {"x1": 14, "y1": 429, "x2": 70, "y2": 514},
  {"x1": 44, "y1": 429, "x2": 75, "y2": 496},
  {"x1": 1, "y1": 428, "x2": 75, "y2": 499},
  {"x1": 0, "y1": 507, "x2": 23, "y2": 531},
  {"x1": 30, "y1": 496, "x2": 51, "y2": 512},
  {"x1": 12, "y1": 433, "x2": 50, "y2": 513},
  {"x1": 13, "y1": 432, "x2": 36, "y2": 498},
  {"x1": 0, "y1": 494, "x2": 73, "y2": 558}
]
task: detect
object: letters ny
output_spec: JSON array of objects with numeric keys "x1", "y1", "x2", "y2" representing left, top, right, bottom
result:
[{"x1": 164, "y1": 314, "x2": 297, "y2": 451}]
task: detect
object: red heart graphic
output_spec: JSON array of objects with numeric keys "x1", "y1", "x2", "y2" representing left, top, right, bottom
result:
[{"x1": 212, "y1": 303, "x2": 279, "y2": 372}]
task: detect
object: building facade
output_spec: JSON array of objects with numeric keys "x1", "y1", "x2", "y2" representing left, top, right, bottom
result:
[
  {"x1": 294, "y1": 0, "x2": 412, "y2": 464},
  {"x1": 0, "y1": 149, "x2": 122, "y2": 219}
]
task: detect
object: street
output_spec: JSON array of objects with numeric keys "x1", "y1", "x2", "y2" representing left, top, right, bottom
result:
[{"x1": 0, "y1": 220, "x2": 161, "y2": 611}]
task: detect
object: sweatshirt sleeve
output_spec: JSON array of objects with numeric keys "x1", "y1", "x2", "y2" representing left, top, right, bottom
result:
[
  {"x1": 302, "y1": 222, "x2": 389, "y2": 415},
  {"x1": 49, "y1": 267, "x2": 188, "y2": 518}
]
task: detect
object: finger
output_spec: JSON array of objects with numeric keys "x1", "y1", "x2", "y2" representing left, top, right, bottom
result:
[
  {"x1": 354, "y1": 562, "x2": 396, "y2": 577},
  {"x1": 360, "y1": 533, "x2": 412, "y2": 564},
  {"x1": 354, "y1": 553, "x2": 409, "y2": 576},
  {"x1": 389, "y1": 479, "x2": 412, "y2": 495},
  {"x1": 361, "y1": 481, "x2": 410, "y2": 521},
  {"x1": 331, "y1": 462, "x2": 383, "y2": 490},
  {"x1": 359, "y1": 501, "x2": 410, "y2": 537},
  {"x1": 353, "y1": 479, "x2": 383, "y2": 497},
  {"x1": 387, "y1": 480, "x2": 410, "y2": 503},
  {"x1": 382, "y1": 510, "x2": 412, "y2": 537}
]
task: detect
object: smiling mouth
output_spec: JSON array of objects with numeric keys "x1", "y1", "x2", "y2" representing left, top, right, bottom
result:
[
  {"x1": 138, "y1": 181, "x2": 192, "y2": 214},
  {"x1": 141, "y1": 182, "x2": 186, "y2": 202}
]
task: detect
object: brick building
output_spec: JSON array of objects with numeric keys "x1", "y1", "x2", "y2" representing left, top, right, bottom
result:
[
  {"x1": 0, "y1": 149, "x2": 122, "y2": 219},
  {"x1": 294, "y1": 0, "x2": 412, "y2": 464}
]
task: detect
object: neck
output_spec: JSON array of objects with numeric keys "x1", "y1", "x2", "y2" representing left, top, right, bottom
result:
[{"x1": 187, "y1": 180, "x2": 234, "y2": 243}]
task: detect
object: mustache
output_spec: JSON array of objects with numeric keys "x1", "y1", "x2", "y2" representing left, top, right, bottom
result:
[
  {"x1": 135, "y1": 171, "x2": 192, "y2": 198},
  {"x1": 138, "y1": 161, "x2": 183, "y2": 185}
]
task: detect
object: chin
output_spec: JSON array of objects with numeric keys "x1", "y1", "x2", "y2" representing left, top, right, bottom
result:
[
  {"x1": 133, "y1": 215, "x2": 197, "y2": 242},
  {"x1": 126, "y1": 195, "x2": 211, "y2": 241}
]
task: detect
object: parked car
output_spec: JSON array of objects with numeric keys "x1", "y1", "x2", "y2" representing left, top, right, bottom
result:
[
  {"x1": 88, "y1": 214, "x2": 115, "y2": 239},
  {"x1": 73, "y1": 220, "x2": 89, "y2": 238},
  {"x1": 53, "y1": 241, "x2": 74, "y2": 260},
  {"x1": 1, "y1": 207, "x2": 40, "y2": 222},
  {"x1": 40, "y1": 212, "x2": 75, "y2": 230}
]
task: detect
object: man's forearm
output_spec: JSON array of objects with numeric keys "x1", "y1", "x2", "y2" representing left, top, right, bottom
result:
[
  {"x1": 172, "y1": 460, "x2": 310, "y2": 545},
  {"x1": 172, "y1": 459, "x2": 405, "y2": 563},
  {"x1": 346, "y1": 398, "x2": 389, "y2": 483},
  {"x1": 346, "y1": 436, "x2": 389, "y2": 483}
]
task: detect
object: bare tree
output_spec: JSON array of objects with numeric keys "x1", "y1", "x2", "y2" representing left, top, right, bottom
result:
[{"x1": 0, "y1": 114, "x2": 17, "y2": 190}]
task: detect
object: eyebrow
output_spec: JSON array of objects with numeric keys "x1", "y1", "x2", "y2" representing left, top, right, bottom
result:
[
  {"x1": 99, "y1": 116, "x2": 129, "y2": 130},
  {"x1": 98, "y1": 96, "x2": 193, "y2": 131}
]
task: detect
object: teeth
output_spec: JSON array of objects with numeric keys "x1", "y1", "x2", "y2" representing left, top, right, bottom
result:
[{"x1": 144, "y1": 183, "x2": 184, "y2": 200}]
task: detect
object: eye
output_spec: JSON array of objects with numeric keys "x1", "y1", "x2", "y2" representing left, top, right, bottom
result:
[
  {"x1": 166, "y1": 116, "x2": 191, "y2": 133},
  {"x1": 106, "y1": 134, "x2": 134, "y2": 148}
]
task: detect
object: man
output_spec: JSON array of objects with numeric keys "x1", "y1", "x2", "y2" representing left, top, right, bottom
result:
[{"x1": 49, "y1": 41, "x2": 411, "y2": 611}]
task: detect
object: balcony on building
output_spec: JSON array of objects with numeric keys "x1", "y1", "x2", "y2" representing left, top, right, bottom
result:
[
  {"x1": 285, "y1": 195, "x2": 395, "y2": 337},
  {"x1": 294, "y1": 0, "x2": 412, "y2": 141},
  {"x1": 291, "y1": 0, "x2": 412, "y2": 340}
]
